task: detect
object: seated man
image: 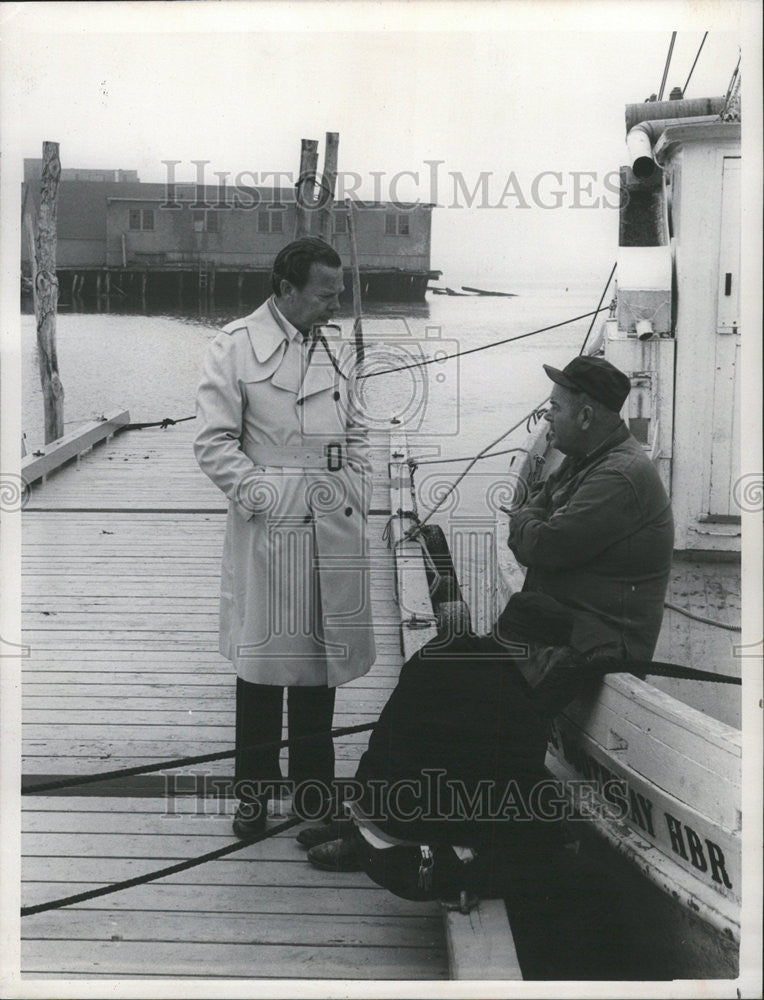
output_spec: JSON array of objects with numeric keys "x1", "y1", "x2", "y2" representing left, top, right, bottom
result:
[
  {"x1": 302, "y1": 355, "x2": 674, "y2": 873},
  {"x1": 506, "y1": 354, "x2": 674, "y2": 707}
]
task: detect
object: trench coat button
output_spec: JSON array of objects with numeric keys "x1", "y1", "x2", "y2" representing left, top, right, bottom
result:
[
  {"x1": 344, "y1": 506, "x2": 353, "y2": 516},
  {"x1": 333, "y1": 391, "x2": 341, "y2": 401},
  {"x1": 304, "y1": 514, "x2": 312, "y2": 523}
]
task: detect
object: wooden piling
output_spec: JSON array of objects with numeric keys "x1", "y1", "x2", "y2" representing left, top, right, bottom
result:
[
  {"x1": 317, "y1": 132, "x2": 339, "y2": 242},
  {"x1": 31, "y1": 141, "x2": 65, "y2": 444},
  {"x1": 346, "y1": 199, "x2": 365, "y2": 364},
  {"x1": 23, "y1": 185, "x2": 38, "y2": 295},
  {"x1": 295, "y1": 139, "x2": 319, "y2": 238}
]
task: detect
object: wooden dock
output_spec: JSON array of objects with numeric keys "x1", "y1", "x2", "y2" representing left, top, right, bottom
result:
[{"x1": 21, "y1": 420, "x2": 450, "y2": 979}]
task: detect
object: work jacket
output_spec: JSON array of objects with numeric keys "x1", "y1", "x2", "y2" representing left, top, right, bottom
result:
[
  {"x1": 508, "y1": 422, "x2": 674, "y2": 660},
  {"x1": 194, "y1": 297, "x2": 376, "y2": 686}
]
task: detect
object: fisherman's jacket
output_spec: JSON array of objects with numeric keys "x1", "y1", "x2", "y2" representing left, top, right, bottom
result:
[{"x1": 508, "y1": 422, "x2": 674, "y2": 661}]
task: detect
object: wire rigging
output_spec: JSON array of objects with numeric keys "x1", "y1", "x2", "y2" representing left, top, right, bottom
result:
[
  {"x1": 682, "y1": 32, "x2": 708, "y2": 95},
  {"x1": 579, "y1": 263, "x2": 617, "y2": 355},
  {"x1": 402, "y1": 403, "x2": 548, "y2": 539},
  {"x1": 357, "y1": 307, "x2": 610, "y2": 379}
]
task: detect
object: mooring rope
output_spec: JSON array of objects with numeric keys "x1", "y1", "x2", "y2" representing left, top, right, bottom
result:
[
  {"x1": 20, "y1": 646, "x2": 738, "y2": 919},
  {"x1": 663, "y1": 600, "x2": 741, "y2": 632},
  {"x1": 21, "y1": 721, "x2": 376, "y2": 796},
  {"x1": 121, "y1": 415, "x2": 196, "y2": 431},
  {"x1": 21, "y1": 815, "x2": 303, "y2": 917}
]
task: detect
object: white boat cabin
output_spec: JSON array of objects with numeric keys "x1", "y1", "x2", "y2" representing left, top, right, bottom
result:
[{"x1": 611, "y1": 97, "x2": 741, "y2": 554}]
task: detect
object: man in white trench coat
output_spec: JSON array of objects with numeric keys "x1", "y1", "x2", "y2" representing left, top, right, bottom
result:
[{"x1": 194, "y1": 238, "x2": 376, "y2": 838}]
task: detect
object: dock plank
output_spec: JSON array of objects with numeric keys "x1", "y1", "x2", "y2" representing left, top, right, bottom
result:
[
  {"x1": 20, "y1": 421, "x2": 450, "y2": 979},
  {"x1": 21, "y1": 940, "x2": 448, "y2": 980}
]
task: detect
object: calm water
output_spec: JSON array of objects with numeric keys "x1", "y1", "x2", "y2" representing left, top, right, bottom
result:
[
  {"x1": 21, "y1": 284, "x2": 737, "y2": 692},
  {"x1": 22, "y1": 281, "x2": 601, "y2": 634},
  {"x1": 21, "y1": 282, "x2": 601, "y2": 461}
]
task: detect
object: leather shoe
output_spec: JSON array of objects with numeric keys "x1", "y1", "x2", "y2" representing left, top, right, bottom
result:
[
  {"x1": 307, "y1": 837, "x2": 361, "y2": 872},
  {"x1": 296, "y1": 819, "x2": 353, "y2": 848},
  {"x1": 232, "y1": 801, "x2": 267, "y2": 840}
]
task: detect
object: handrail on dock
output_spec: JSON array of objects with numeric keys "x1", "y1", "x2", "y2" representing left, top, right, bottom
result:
[{"x1": 21, "y1": 409, "x2": 130, "y2": 486}]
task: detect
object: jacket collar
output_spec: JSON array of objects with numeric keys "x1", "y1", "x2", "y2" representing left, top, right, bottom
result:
[
  {"x1": 241, "y1": 297, "x2": 350, "y2": 399},
  {"x1": 558, "y1": 421, "x2": 631, "y2": 481},
  {"x1": 583, "y1": 420, "x2": 631, "y2": 464},
  {"x1": 242, "y1": 296, "x2": 292, "y2": 364}
]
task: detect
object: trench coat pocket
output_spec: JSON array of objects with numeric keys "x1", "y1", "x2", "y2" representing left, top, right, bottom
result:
[{"x1": 232, "y1": 465, "x2": 269, "y2": 521}]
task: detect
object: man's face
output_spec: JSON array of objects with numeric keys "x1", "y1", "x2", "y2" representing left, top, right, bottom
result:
[
  {"x1": 544, "y1": 384, "x2": 587, "y2": 456},
  {"x1": 278, "y1": 263, "x2": 344, "y2": 331}
]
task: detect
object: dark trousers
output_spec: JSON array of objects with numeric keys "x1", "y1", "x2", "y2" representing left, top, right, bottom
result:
[{"x1": 235, "y1": 678, "x2": 336, "y2": 817}]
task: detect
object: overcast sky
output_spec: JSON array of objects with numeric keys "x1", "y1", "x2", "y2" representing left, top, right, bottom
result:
[{"x1": 0, "y1": 1, "x2": 749, "y2": 284}]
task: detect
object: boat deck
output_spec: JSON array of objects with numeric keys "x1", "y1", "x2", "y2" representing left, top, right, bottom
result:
[{"x1": 20, "y1": 421, "x2": 449, "y2": 979}]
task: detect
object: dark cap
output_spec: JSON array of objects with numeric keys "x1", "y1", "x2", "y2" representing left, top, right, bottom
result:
[{"x1": 543, "y1": 355, "x2": 631, "y2": 412}]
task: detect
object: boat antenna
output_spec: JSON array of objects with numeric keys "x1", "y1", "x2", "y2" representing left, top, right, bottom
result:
[
  {"x1": 682, "y1": 31, "x2": 708, "y2": 96},
  {"x1": 657, "y1": 31, "x2": 677, "y2": 101}
]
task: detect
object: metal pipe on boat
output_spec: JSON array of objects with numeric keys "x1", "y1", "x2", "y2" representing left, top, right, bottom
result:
[
  {"x1": 626, "y1": 114, "x2": 721, "y2": 180},
  {"x1": 624, "y1": 97, "x2": 725, "y2": 131}
]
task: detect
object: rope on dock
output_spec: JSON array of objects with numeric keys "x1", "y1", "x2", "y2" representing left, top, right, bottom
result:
[
  {"x1": 663, "y1": 600, "x2": 742, "y2": 632},
  {"x1": 590, "y1": 657, "x2": 741, "y2": 686},
  {"x1": 20, "y1": 816, "x2": 303, "y2": 917},
  {"x1": 21, "y1": 721, "x2": 375, "y2": 796},
  {"x1": 121, "y1": 415, "x2": 196, "y2": 431}
]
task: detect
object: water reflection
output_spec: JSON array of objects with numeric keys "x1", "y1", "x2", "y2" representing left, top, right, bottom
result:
[{"x1": 21, "y1": 290, "x2": 431, "y2": 326}]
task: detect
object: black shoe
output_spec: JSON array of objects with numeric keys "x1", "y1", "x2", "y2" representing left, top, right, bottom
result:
[
  {"x1": 232, "y1": 800, "x2": 267, "y2": 840},
  {"x1": 296, "y1": 819, "x2": 353, "y2": 848},
  {"x1": 307, "y1": 837, "x2": 361, "y2": 872}
]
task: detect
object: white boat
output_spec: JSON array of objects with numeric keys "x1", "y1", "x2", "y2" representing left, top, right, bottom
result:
[{"x1": 499, "y1": 81, "x2": 743, "y2": 977}]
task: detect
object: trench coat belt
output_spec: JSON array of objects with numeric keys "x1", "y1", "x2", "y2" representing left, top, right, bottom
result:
[{"x1": 251, "y1": 442, "x2": 344, "y2": 470}]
